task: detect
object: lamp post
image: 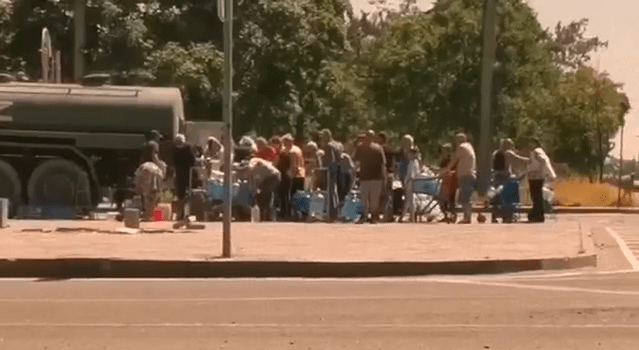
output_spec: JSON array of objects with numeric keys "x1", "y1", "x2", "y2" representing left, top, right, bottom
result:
[
  {"x1": 218, "y1": 0, "x2": 233, "y2": 258},
  {"x1": 477, "y1": 0, "x2": 498, "y2": 198},
  {"x1": 617, "y1": 95, "x2": 630, "y2": 207}
]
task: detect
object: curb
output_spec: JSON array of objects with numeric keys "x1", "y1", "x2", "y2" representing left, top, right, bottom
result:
[{"x1": 0, "y1": 255, "x2": 597, "y2": 278}]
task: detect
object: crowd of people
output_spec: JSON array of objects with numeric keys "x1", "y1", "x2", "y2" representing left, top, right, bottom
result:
[{"x1": 131, "y1": 127, "x2": 557, "y2": 225}]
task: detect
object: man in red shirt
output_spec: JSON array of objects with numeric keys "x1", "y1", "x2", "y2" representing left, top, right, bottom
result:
[{"x1": 255, "y1": 137, "x2": 277, "y2": 162}]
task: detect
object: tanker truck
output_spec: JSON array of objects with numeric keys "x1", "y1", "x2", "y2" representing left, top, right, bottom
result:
[{"x1": 0, "y1": 81, "x2": 185, "y2": 217}]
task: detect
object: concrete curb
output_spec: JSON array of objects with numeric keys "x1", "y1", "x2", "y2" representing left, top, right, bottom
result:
[{"x1": 0, "y1": 254, "x2": 597, "y2": 278}]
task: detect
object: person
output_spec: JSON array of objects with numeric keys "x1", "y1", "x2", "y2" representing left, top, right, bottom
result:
[
  {"x1": 236, "y1": 157, "x2": 281, "y2": 221},
  {"x1": 438, "y1": 143, "x2": 457, "y2": 223},
  {"x1": 133, "y1": 152, "x2": 166, "y2": 221},
  {"x1": 319, "y1": 129, "x2": 341, "y2": 221},
  {"x1": 447, "y1": 133, "x2": 476, "y2": 224},
  {"x1": 491, "y1": 138, "x2": 529, "y2": 223},
  {"x1": 270, "y1": 136, "x2": 283, "y2": 159},
  {"x1": 255, "y1": 137, "x2": 277, "y2": 162},
  {"x1": 526, "y1": 138, "x2": 556, "y2": 223},
  {"x1": 353, "y1": 130, "x2": 387, "y2": 224},
  {"x1": 338, "y1": 150, "x2": 356, "y2": 203},
  {"x1": 396, "y1": 134, "x2": 414, "y2": 184},
  {"x1": 173, "y1": 134, "x2": 196, "y2": 221},
  {"x1": 204, "y1": 136, "x2": 223, "y2": 178},
  {"x1": 273, "y1": 136, "x2": 291, "y2": 219},
  {"x1": 281, "y1": 134, "x2": 305, "y2": 219},
  {"x1": 377, "y1": 132, "x2": 395, "y2": 222},
  {"x1": 398, "y1": 147, "x2": 421, "y2": 222},
  {"x1": 303, "y1": 141, "x2": 322, "y2": 191},
  {"x1": 140, "y1": 130, "x2": 162, "y2": 166}
]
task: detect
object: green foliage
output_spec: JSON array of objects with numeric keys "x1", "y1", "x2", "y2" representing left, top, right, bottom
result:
[
  {"x1": 145, "y1": 42, "x2": 224, "y2": 120},
  {"x1": 366, "y1": 0, "x2": 557, "y2": 152},
  {"x1": 0, "y1": 0, "x2": 630, "y2": 179},
  {"x1": 549, "y1": 19, "x2": 608, "y2": 70},
  {"x1": 549, "y1": 66, "x2": 627, "y2": 179}
]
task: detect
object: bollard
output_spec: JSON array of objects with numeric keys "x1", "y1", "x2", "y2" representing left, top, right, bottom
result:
[
  {"x1": 0, "y1": 198, "x2": 8, "y2": 228},
  {"x1": 123, "y1": 208, "x2": 140, "y2": 229}
]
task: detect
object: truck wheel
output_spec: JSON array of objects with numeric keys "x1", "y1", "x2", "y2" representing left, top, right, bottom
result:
[
  {"x1": 28, "y1": 159, "x2": 91, "y2": 208},
  {"x1": 0, "y1": 159, "x2": 22, "y2": 217}
]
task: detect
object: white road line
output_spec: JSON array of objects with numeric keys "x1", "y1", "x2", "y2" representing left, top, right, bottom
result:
[
  {"x1": 605, "y1": 227, "x2": 639, "y2": 270},
  {"x1": 0, "y1": 295, "x2": 536, "y2": 303},
  {"x1": 0, "y1": 322, "x2": 637, "y2": 329},
  {"x1": 1, "y1": 279, "x2": 639, "y2": 302},
  {"x1": 428, "y1": 278, "x2": 639, "y2": 296}
]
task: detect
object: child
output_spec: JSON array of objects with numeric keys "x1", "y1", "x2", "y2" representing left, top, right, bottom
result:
[
  {"x1": 438, "y1": 143, "x2": 457, "y2": 223},
  {"x1": 398, "y1": 147, "x2": 421, "y2": 222}
]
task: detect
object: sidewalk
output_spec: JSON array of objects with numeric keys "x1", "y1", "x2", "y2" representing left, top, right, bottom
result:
[{"x1": 0, "y1": 218, "x2": 597, "y2": 278}]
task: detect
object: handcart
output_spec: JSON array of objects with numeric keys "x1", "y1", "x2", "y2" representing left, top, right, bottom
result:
[
  {"x1": 409, "y1": 176, "x2": 442, "y2": 222},
  {"x1": 489, "y1": 173, "x2": 524, "y2": 223}
]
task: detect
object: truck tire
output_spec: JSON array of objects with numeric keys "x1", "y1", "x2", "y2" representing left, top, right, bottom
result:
[
  {"x1": 0, "y1": 159, "x2": 22, "y2": 217},
  {"x1": 28, "y1": 159, "x2": 91, "y2": 208}
]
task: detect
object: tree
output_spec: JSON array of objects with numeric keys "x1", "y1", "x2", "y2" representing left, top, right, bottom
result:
[
  {"x1": 549, "y1": 19, "x2": 608, "y2": 70},
  {"x1": 145, "y1": 42, "x2": 223, "y2": 121},
  {"x1": 365, "y1": 0, "x2": 558, "y2": 152},
  {"x1": 550, "y1": 66, "x2": 627, "y2": 181}
]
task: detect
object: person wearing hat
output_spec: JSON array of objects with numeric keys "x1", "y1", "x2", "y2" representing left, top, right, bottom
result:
[{"x1": 353, "y1": 130, "x2": 387, "y2": 224}]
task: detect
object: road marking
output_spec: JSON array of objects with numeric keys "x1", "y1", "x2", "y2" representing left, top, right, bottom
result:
[
  {"x1": 1, "y1": 279, "x2": 638, "y2": 303},
  {"x1": 605, "y1": 227, "x2": 639, "y2": 270},
  {"x1": 0, "y1": 322, "x2": 637, "y2": 329},
  {"x1": 429, "y1": 278, "x2": 639, "y2": 296}
]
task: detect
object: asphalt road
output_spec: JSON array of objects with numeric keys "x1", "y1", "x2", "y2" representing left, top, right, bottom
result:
[{"x1": 1, "y1": 272, "x2": 639, "y2": 350}]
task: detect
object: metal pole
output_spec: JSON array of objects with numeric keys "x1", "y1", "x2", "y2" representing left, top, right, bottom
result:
[
  {"x1": 221, "y1": 0, "x2": 233, "y2": 258},
  {"x1": 477, "y1": 0, "x2": 497, "y2": 197},
  {"x1": 73, "y1": 0, "x2": 86, "y2": 81},
  {"x1": 618, "y1": 124, "x2": 624, "y2": 207}
]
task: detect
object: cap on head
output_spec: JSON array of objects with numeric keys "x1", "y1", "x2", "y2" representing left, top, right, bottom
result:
[
  {"x1": 320, "y1": 129, "x2": 332, "y2": 139},
  {"x1": 282, "y1": 133, "x2": 294, "y2": 142},
  {"x1": 455, "y1": 133, "x2": 466, "y2": 143},
  {"x1": 175, "y1": 134, "x2": 186, "y2": 144},
  {"x1": 366, "y1": 130, "x2": 375, "y2": 138}
]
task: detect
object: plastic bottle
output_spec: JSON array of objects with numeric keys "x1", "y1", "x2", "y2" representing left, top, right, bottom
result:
[{"x1": 251, "y1": 205, "x2": 260, "y2": 223}]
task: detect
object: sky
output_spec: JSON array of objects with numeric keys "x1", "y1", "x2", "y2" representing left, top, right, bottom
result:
[{"x1": 350, "y1": 0, "x2": 639, "y2": 160}]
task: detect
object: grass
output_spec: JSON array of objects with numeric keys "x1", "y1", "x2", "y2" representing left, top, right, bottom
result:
[{"x1": 553, "y1": 178, "x2": 636, "y2": 207}]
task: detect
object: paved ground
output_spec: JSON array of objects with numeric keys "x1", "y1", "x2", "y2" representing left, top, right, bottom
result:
[
  {"x1": 1, "y1": 215, "x2": 589, "y2": 262},
  {"x1": 1, "y1": 272, "x2": 639, "y2": 349},
  {"x1": 574, "y1": 214, "x2": 639, "y2": 269}
]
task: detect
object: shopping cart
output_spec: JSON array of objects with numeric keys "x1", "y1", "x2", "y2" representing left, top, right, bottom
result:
[{"x1": 410, "y1": 176, "x2": 442, "y2": 222}]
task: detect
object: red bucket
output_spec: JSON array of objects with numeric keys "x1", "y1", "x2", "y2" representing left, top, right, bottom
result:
[{"x1": 153, "y1": 207, "x2": 164, "y2": 221}]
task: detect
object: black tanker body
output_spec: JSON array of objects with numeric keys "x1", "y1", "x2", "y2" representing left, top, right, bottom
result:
[{"x1": 0, "y1": 82, "x2": 185, "y2": 216}]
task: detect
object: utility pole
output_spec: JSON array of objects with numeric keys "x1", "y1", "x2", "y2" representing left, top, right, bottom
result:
[
  {"x1": 219, "y1": 0, "x2": 233, "y2": 258},
  {"x1": 74, "y1": 0, "x2": 86, "y2": 81},
  {"x1": 618, "y1": 123, "x2": 624, "y2": 207},
  {"x1": 477, "y1": 0, "x2": 497, "y2": 197}
]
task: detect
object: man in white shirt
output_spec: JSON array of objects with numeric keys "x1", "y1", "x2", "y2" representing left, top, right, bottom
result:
[
  {"x1": 526, "y1": 138, "x2": 556, "y2": 223},
  {"x1": 447, "y1": 133, "x2": 476, "y2": 224}
]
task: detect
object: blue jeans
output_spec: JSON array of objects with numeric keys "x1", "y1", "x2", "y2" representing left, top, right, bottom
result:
[{"x1": 458, "y1": 176, "x2": 476, "y2": 221}]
